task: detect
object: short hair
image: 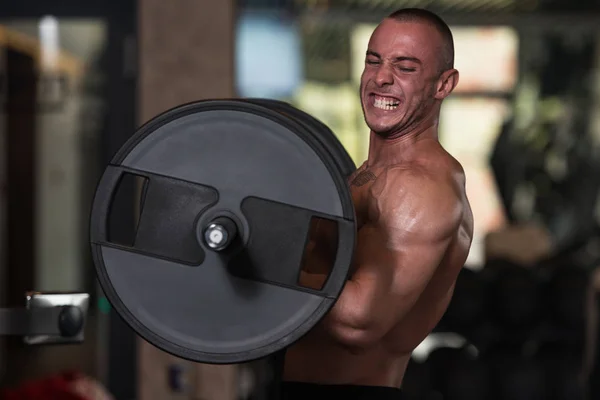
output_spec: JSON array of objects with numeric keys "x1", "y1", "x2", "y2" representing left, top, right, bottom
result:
[{"x1": 386, "y1": 8, "x2": 454, "y2": 73}]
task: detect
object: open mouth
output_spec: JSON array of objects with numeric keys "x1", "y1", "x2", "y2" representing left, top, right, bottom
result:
[{"x1": 372, "y1": 95, "x2": 400, "y2": 111}]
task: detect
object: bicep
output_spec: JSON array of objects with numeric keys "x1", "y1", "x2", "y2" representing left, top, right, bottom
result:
[
  {"x1": 321, "y1": 220, "x2": 454, "y2": 350},
  {"x1": 353, "y1": 220, "x2": 453, "y2": 318},
  {"x1": 321, "y1": 171, "x2": 465, "y2": 347}
]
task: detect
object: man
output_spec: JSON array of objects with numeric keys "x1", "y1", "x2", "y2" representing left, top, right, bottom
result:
[{"x1": 282, "y1": 8, "x2": 474, "y2": 399}]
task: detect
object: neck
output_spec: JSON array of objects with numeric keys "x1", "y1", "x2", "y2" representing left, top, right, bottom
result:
[{"x1": 367, "y1": 119, "x2": 439, "y2": 168}]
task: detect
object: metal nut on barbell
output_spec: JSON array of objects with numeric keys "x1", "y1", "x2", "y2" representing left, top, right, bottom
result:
[{"x1": 204, "y1": 217, "x2": 237, "y2": 251}]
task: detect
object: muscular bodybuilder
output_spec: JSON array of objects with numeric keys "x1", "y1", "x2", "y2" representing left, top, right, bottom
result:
[{"x1": 282, "y1": 8, "x2": 474, "y2": 399}]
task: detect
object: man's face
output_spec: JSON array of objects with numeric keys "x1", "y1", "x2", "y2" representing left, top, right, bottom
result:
[{"x1": 359, "y1": 19, "x2": 448, "y2": 138}]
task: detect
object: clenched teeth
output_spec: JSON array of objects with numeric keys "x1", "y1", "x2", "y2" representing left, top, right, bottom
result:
[{"x1": 373, "y1": 96, "x2": 400, "y2": 110}]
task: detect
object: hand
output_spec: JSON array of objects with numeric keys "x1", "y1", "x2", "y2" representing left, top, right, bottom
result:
[
  {"x1": 300, "y1": 218, "x2": 339, "y2": 276},
  {"x1": 298, "y1": 270, "x2": 328, "y2": 290}
]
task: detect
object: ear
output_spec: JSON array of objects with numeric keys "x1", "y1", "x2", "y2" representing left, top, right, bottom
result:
[{"x1": 434, "y1": 69, "x2": 459, "y2": 100}]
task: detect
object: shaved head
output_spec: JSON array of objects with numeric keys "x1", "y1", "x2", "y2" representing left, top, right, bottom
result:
[
  {"x1": 387, "y1": 8, "x2": 454, "y2": 74},
  {"x1": 359, "y1": 7, "x2": 459, "y2": 138}
]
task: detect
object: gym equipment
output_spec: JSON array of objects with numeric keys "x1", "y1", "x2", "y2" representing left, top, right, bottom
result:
[
  {"x1": 89, "y1": 99, "x2": 357, "y2": 364},
  {"x1": 241, "y1": 98, "x2": 356, "y2": 178},
  {"x1": 0, "y1": 292, "x2": 89, "y2": 344},
  {"x1": 490, "y1": 111, "x2": 600, "y2": 251}
]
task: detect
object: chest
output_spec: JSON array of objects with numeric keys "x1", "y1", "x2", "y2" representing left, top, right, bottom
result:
[{"x1": 348, "y1": 168, "x2": 385, "y2": 227}]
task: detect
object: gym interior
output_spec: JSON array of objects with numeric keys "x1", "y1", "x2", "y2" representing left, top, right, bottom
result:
[{"x1": 1, "y1": 0, "x2": 600, "y2": 399}]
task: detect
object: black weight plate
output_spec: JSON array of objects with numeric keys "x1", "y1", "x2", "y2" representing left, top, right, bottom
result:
[
  {"x1": 89, "y1": 99, "x2": 356, "y2": 364},
  {"x1": 242, "y1": 98, "x2": 357, "y2": 178}
]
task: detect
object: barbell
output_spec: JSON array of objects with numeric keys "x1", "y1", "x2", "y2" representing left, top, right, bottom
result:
[{"x1": 89, "y1": 99, "x2": 358, "y2": 364}]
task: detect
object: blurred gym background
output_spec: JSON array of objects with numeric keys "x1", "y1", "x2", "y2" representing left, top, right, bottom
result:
[{"x1": 1, "y1": 0, "x2": 600, "y2": 399}]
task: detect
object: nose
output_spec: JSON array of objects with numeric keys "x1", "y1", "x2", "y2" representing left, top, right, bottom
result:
[{"x1": 374, "y1": 64, "x2": 393, "y2": 87}]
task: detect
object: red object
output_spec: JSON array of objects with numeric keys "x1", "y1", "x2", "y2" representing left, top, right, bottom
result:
[{"x1": 1, "y1": 371, "x2": 87, "y2": 400}]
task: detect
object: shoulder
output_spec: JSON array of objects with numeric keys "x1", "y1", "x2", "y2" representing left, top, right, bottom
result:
[{"x1": 373, "y1": 162, "x2": 465, "y2": 242}]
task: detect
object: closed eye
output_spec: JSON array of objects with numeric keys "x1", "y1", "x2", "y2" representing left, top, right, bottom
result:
[{"x1": 396, "y1": 64, "x2": 417, "y2": 71}]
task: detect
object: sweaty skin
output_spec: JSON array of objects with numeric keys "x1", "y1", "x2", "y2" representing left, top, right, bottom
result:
[{"x1": 284, "y1": 17, "x2": 474, "y2": 388}]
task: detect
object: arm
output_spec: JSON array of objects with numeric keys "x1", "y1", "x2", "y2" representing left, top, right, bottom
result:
[{"x1": 317, "y1": 170, "x2": 465, "y2": 350}]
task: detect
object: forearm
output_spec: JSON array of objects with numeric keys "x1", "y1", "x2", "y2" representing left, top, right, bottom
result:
[
  {"x1": 320, "y1": 268, "x2": 425, "y2": 350},
  {"x1": 298, "y1": 272, "x2": 371, "y2": 339},
  {"x1": 306, "y1": 276, "x2": 386, "y2": 354}
]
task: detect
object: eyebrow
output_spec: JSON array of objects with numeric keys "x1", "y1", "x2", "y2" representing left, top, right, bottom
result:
[{"x1": 366, "y1": 50, "x2": 422, "y2": 64}]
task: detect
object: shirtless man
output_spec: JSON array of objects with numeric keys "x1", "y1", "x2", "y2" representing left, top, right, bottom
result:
[{"x1": 282, "y1": 8, "x2": 474, "y2": 399}]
